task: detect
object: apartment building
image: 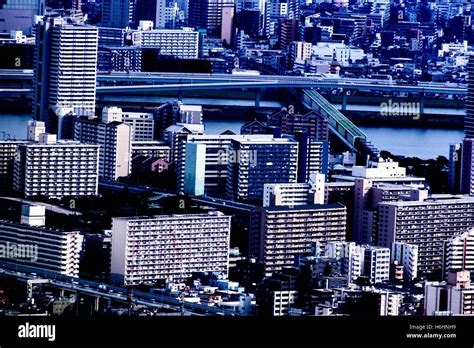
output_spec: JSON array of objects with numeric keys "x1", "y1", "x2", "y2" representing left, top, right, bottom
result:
[
  {"x1": 132, "y1": 27, "x2": 199, "y2": 59},
  {"x1": 254, "y1": 203, "x2": 347, "y2": 276},
  {"x1": 0, "y1": 209, "x2": 83, "y2": 277},
  {"x1": 378, "y1": 195, "x2": 474, "y2": 274},
  {"x1": 226, "y1": 137, "x2": 299, "y2": 201},
  {"x1": 110, "y1": 212, "x2": 231, "y2": 285},
  {"x1": 13, "y1": 134, "x2": 99, "y2": 199},
  {"x1": 73, "y1": 110, "x2": 132, "y2": 181},
  {"x1": 262, "y1": 173, "x2": 325, "y2": 207}
]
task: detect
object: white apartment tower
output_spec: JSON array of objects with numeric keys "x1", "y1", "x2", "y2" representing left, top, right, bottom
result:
[
  {"x1": 0, "y1": 219, "x2": 83, "y2": 277},
  {"x1": 34, "y1": 16, "x2": 98, "y2": 135},
  {"x1": 111, "y1": 212, "x2": 231, "y2": 285},
  {"x1": 74, "y1": 111, "x2": 132, "y2": 181}
]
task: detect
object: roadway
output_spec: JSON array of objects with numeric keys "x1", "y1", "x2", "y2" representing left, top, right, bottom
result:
[
  {"x1": 0, "y1": 70, "x2": 466, "y2": 95},
  {"x1": 95, "y1": 72, "x2": 467, "y2": 95},
  {"x1": 0, "y1": 197, "x2": 82, "y2": 216},
  {"x1": 0, "y1": 261, "x2": 242, "y2": 316}
]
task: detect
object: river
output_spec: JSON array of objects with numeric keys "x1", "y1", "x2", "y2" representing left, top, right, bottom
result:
[{"x1": 0, "y1": 113, "x2": 464, "y2": 159}]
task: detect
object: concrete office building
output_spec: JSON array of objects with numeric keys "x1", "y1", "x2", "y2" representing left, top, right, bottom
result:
[
  {"x1": 444, "y1": 229, "x2": 474, "y2": 277},
  {"x1": 226, "y1": 137, "x2": 298, "y2": 201},
  {"x1": 132, "y1": 27, "x2": 200, "y2": 59},
  {"x1": 391, "y1": 242, "x2": 418, "y2": 281},
  {"x1": 110, "y1": 212, "x2": 231, "y2": 285},
  {"x1": 74, "y1": 111, "x2": 132, "y2": 181},
  {"x1": 33, "y1": 16, "x2": 98, "y2": 135},
  {"x1": 0, "y1": 217, "x2": 83, "y2": 277},
  {"x1": 13, "y1": 134, "x2": 99, "y2": 199},
  {"x1": 425, "y1": 270, "x2": 474, "y2": 315},
  {"x1": 188, "y1": 0, "x2": 235, "y2": 36},
  {"x1": 0, "y1": 0, "x2": 44, "y2": 34},
  {"x1": 101, "y1": 0, "x2": 134, "y2": 28},
  {"x1": 0, "y1": 140, "x2": 30, "y2": 193},
  {"x1": 378, "y1": 194, "x2": 474, "y2": 274},
  {"x1": 262, "y1": 173, "x2": 325, "y2": 207},
  {"x1": 254, "y1": 203, "x2": 347, "y2": 276}
]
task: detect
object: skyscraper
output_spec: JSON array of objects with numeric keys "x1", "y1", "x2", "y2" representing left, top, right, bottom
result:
[
  {"x1": 101, "y1": 0, "x2": 135, "y2": 28},
  {"x1": 188, "y1": 0, "x2": 235, "y2": 36},
  {"x1": 466, "y1": 53, "x2": 474, "y2": 137},
  {"x1": 33, "y1": 16, "x2": 98, "y2": 137}
]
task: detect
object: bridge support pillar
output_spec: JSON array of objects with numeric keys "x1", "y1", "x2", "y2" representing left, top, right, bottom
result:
[
  {"x1": 255, "y1": 89, "x2": 261, "y2": 108},
  {"x1": 342, "y1": 92, "x2": 347, "y2": 111},
  {"x1": 419, "y1": 92, "x2": 425, "y2": 115},
  {"x1": 94, "y1": 296, "x2": 100, "y2": 312}
]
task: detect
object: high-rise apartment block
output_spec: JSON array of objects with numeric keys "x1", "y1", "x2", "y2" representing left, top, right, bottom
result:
[
  {"x1": 253, "y1": 203, "x2": 347, "y2": 276},
  {"x1": 110, "y1": 212, "x2": 231, "y2": 285},
  {"x1": 226, "y1": 137, "x2": 298, "y2": 201},
  {"x1": 0, "y1": 218, "x2": 83, "y2": 277},
  {"x1": 132, "y1": 27, "x2": 200, "y2": 59},
  {"x1": 13, "y1": 134, "x2": 99, "y2": 199},
  {"x1": 188, "y1": 0, "x2": 235, "y2": 36},
  {"x1": 73, "y1": 109, "x2": 132, "y2": 181},
  {"x1": 378, "y1": 194, "x2": 474, "y2": 275},
  {"x1": 33, "y1": 16, "x2": 98, "y2": 135},
  {"x1": 267, "y1": 110, "x2": 329, "y2": 141}
]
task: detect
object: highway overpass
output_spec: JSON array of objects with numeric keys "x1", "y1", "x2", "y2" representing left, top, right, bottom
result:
[
  {"x1": 0, "y1": 261, "x2": 243, "y2": 316},
  {"x1": 0, "y1": 70, "x2": 467, "y2": 95}
]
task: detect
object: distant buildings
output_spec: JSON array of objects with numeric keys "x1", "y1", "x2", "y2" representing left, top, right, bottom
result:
[
  {"x1": 13, "y1": 133, "x2": 99, "y2": 199},
  {"x1": 132, "y1": 26, "x2": 200, "y2": 59},
  {"x1": 188, "y1": 0, "x2": 235, "y2": 36},
  {"x1": 0, "y1": 0, "x2": 44, "y2": 35},
  {"x1": 110, "y1": 212, "x2": 231, "y2": 285}
]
